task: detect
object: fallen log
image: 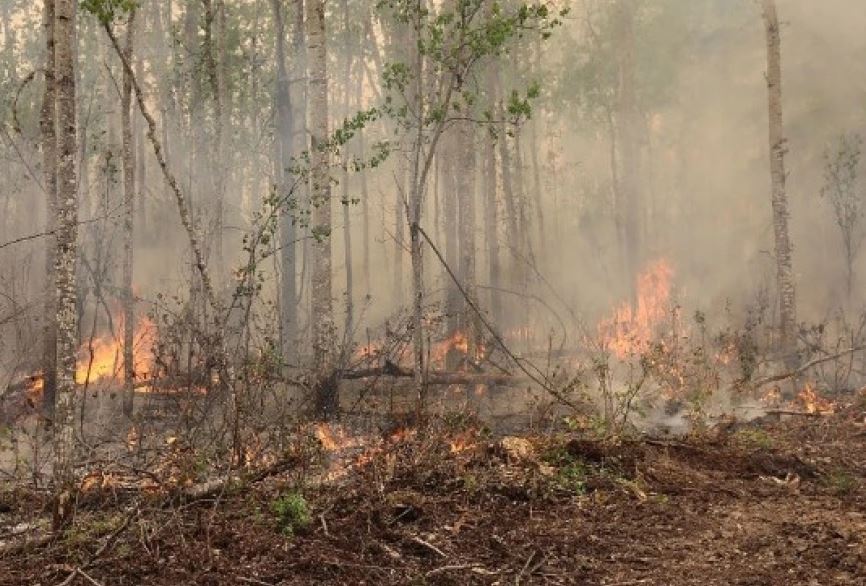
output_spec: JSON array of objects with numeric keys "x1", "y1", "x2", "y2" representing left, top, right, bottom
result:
[
  {"x1": 763, "y1": 409, "x2": 829, "y2": 418},
  {"x1": 174, "y1": 456, "x2": 299, "y2": 503},
  {"x1": 342, "y1": 366, "x2": 529, "y2": 387}
]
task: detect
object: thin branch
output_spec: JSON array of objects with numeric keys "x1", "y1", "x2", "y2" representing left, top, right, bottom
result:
[
  {"x1": 99, "y1": 20, "x2": 220, "y2": 315},
  {"x1": 745, "y1": 345, "x2": 866, "y2": 388},
  {"x1": 0, "y1": 206, "x2": 124, "y2": 251},
  {"x1": 416, "y1": 226, "x2": 581, "y2": 409}
]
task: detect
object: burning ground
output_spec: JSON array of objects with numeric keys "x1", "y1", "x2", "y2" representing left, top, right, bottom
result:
[
  {"x1": 2, "y1": 258, "x2": 865, "y2": 584},
  {"x1": 2, "y1": 403, "x2": 866, "y2": 585}
]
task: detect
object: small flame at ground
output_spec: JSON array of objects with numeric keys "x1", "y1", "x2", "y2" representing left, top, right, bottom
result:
[
  {"x1": 430, "y1": 331, "x2": 470, "y2": 366},
  {"x1": 314, "y1": 423, "x2": 356, "y2": 451},
  {"x1": 352, "y1": 340, "x2": 383, "y2": 362},
  {"x1": 449, "y1": 430, "x2": 477, "y2": 454},
  {"x1": 797, "y1": 383, "x2": 835, "y2": 414}
]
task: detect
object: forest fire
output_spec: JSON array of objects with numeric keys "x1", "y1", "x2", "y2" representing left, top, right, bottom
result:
[
  {"x1": 314, "y1": 422, "x2": 356, "y2": 451},
  {"x1": 431, "y1": 331, "x2": 470, "y2": 366},
  {"x1": 20, "y1": 315, "x2": 156, "y2": 398},
  {"x1": 448, "y1": 430, "x2": 477, "y2": 453},
  {"x1": 352, "y1": 340, "x2": 383, "y2": 362},
  {"x1": 598, "y1": 259, "x2": 674, "y2": 359},
  {"x1": 75, "y1": 315, "x2": 156, "y2": 385},
  {"x1": 796, "y1": 383, "x2": 836, "y2": 414}
]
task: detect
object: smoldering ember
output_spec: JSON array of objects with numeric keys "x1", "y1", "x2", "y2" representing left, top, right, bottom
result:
[{"x1": 1, "y1": 0, "x2": 866, "y2": 584}]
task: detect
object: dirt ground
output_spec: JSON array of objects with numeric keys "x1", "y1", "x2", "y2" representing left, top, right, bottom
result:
[{"x1": 2, "y1": 406, "x2": 866, "y2": 585}]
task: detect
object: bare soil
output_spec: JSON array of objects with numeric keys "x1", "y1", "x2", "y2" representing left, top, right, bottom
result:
[{"x1": 2, "y1": 408, "x2": 866, "y2": 585}]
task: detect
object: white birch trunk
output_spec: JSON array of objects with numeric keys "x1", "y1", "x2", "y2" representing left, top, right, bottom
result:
[{"x1": 52, "y1": 0, "x2": 80, "y2": 528}]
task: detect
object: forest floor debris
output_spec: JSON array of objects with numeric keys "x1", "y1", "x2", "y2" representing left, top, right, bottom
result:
[{"x1": 2, "y1": 406, "x2": 866, "y2": 585}]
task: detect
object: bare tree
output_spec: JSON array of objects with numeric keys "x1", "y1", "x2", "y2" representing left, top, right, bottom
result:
[
  {"x1": 821, "y1": 134, "x2": 865, "y2": 303},
  {"x1": 763, "y1": 0, "x2": 798, "y2": 373}
]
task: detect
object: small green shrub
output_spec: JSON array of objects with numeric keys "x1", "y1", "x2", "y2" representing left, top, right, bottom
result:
[
  {"x1": 825, "y1": 470, "x2": 859, "y2": 496},
  {"x1": 272, "y1": 491, "x2": 312, "y2": 536},
  {"x1": 558, "y1": 461, "x2": 588, "y2": 494},
  {"x1": 733, "y1": 428, "x2": 774, "y2": 450}
]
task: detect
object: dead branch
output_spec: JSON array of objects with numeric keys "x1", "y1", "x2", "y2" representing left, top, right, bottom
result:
[
  {"x1": 175, "y1": 457, "x2": 298, "y2": 503},
  {"x1": 236, "y1": 577, "x2": 275, "y2": 586},
  {"x1": 344, "y1": 367, "x2": 528, "y2": 387},
  {"x1": 410, "y1": 535, "x2": 446, "y2": 557},
  {"x1": 745, "y1": 346, "x2": 866, "y2": 389},
  {"x1": 763, "y1": 409, "x2": 828, "y2": 418},
  {"x1": 99, "y1": 22, "x2": 220, "y2": 316},
  {"x1": 425, "y1": 563, "x2": 483, "y2": 577},
  {"x1": 416, "y1": 226, "x2": 582, "y2": 410}
]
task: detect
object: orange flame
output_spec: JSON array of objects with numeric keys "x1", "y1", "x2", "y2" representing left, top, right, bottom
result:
[
  {"x1": 797, "y1": 383, "x2": 835, "y2": 414},
  {"x1": 430, "y1": 331, "x2": 470, "y2": 366},
  {"x1": 353, "y1": 340, "x2": 383, "y2": 362},
  {"x1": 448, "y1": 430, "x2": 477, "y2": 454},
  {"x1": 75, "y1": 315, "x2": 156, "y2": 385},
  {"x1": 598, "y1": 259, "x2": 674, "y2": 359},
  {"x1": 314, "y1": 423, "x2": 352, "y2": 451}
]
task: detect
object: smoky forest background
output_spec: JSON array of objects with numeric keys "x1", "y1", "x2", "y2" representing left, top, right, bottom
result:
[{"x1": 2, "y1": 0, "x2": 866, "y2": 584}]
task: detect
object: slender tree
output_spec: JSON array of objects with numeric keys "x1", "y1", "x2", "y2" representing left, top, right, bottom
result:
[
  {"x1": 307, "y1": 0, "x2": 337, "y2": 415},
  {"x1": 41, "y1": 0, "x2": 58, "y2": 417},
  {"x1": 762, "y1": 0, "x2": 798, "y2": 374},
  {"x1": 482, "y1": 67, "x2": 502, "y2": 325},
  {"x1": 52, "y1": 0, "x2": 80, "y2": 528},
  {"x1": 821, "y1": 135, "x2": 866, "y2": 303},
  {"x1": 456, "y1": 122, "x2": 481, "y2": 357},
  {"x1": 614, "y1": 0, "x2": 641, "y2": 299},
  {"x1": 380, "y1": 0, "x2": 561, "y2": 385},
  {"x1": 341, "y1": 0, "x2": 355, "y2": 345},
  {"x1": 121, "y1": 7, "x2": 136, "y2": 419},
  {"x1": 271, "y1": 0, "x2": 298, "y2": 366}
]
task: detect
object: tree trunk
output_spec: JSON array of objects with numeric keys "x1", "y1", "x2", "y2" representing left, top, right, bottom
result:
[
  {"x1": 498, "y1": 120, "x2": 519, "y2": 331},
  {"x1": 763, "y1": 0, "x2": 798, "y2": 376},
  {"x1": 183, "y1": 0, "x2": 202, "y2": 320},
  {"x1": 121, "y1": 8, "x2": 137, "y2": 419},
  {"x1": 482, "y1": 75, "x2": 502, "y2": 326},
  {"x1": 358, "y1": 88, "x2": 371, "y2": 297},
  {"x1": 341, "y1": 0, "x2": 354, "y2": 347},
  {"x1": 134, "y1": 46, "x2": 147, "y2": 235},
  {"x1": 529, "y1": 39, "x2": 546, "y2": 261},
  {"x1": 52, "y1": 0, "x2": 80, "y2": 529},
  {"x1": 271, "y1": 0, "x2": 297, "y2": 366},
  {"x1": 41, "y1": 0, "x2": 58, "y2": 417},
  {"x1": 307, "y1": 0, "x2": 336, "y2": 416},
  {"x1": 456, "y1": 123, "x2": 481, "y2": 357},
  {"x1": 290, "y1": 0, "x2": 309, "y2": 349},
  {"x1": 407, "y1": 2, "x2": 427, "y2": 389},
  {"x1": 394, "y1": 157, "x2": 406, "y2": 307},
  {"x1": 213, "y1": 0, "x2": 228, "y2": 283},
  {"x1": 442, "y1": 133, "x2": 460, "y2": 336},
  {"x1": 615, "y1": 0, "x2": 641, "y2": 300}
]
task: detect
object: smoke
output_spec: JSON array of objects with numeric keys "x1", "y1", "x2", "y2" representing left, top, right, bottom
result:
[{"x1": 2, "y1": 0, "x2": 866, "y2": 403}]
